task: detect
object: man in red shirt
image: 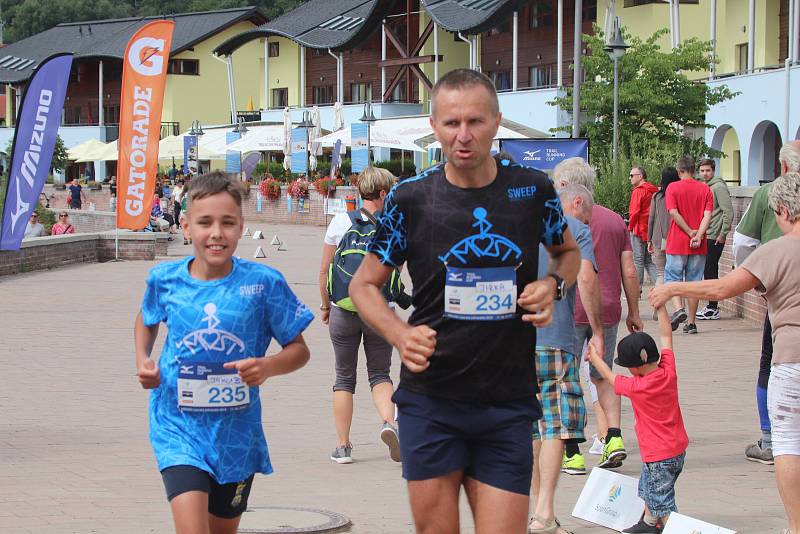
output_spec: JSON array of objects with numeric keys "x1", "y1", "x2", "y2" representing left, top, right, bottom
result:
[
  {"x1": 628, "y1": 166, "x2": 659, "y2": 288},
  {"x1": 587, "y1": 305, "x2": 688, "y2": 533},
  {"x1": 664, "y1": 155, "x2": 713, "y2": 335}
]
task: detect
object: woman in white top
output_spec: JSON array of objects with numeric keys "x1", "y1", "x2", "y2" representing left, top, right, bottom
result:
[{"x1": 318, "y1": 167, "x2": 400, "y2": 465}]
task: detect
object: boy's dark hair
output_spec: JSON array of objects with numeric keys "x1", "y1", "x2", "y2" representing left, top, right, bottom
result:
[
  {"x1": 431, "y1": 68, "x2": 499, "y2": 116},
  {"x1": 698, "y1": 157, "x2": 715, "y2": 170},
  {"x1": 676, "y1": 155, "x2": 695, "y2": 174},
  {"x1": 185, "y1": 171, "x2": 245, "y2": 209}
]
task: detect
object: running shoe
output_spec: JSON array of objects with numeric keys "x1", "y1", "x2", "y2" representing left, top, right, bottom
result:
[
  {"x1": 745, "y1": 441, "x2": 774, "y2": 465},
  {"x1": 622, "y1": 518, "x2": 662, "y2": 533},
  {"x1": 561, "y1": 452, "x2": 586, "y2": 475},
  {"x1": 330, "y1": 443, "x2": 353, "y2": 464},
  {"x1": 380, "y1": 422, "x2": 401, "y2": 462},
  {"x1": 682, "y1": 323, "x2": 698, "y2": 334},
  {"x1": 589, "y1": 434, "x2": 604, "y2": 455},
  {"x1": 669, "y1": 308, "x2": 688, "y2": 331},
  {"x1": 696, "y1": 306, "x2": 721, "y2": 320},
  {"x1": 599, "y1": 436, "x2": 627, "y2": 468}
]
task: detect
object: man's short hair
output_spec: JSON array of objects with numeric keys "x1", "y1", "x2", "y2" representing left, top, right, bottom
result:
[
  {"x1": 553, "y1": 157, "x2": 597, "y2": 194},
  {"x1": 558, "y1": 183, "x2": 594, "y2": 208},
  {"x1": 185, "y1": 171, "x2": 245, "y2": 210},
  {"x1": 779, "y1": 141, "x2": 800, "y2": 173},
  {"x1": 768, "y1": 171, "x2": 800, "y2": 222},
  {"x1": 357, "y1": 167, "x2": 396, "y2": 200},
  {"x1": 632, "y1": 166, "x2": 647, "y2": 180},
  {"x1": 676, "y1": 155, "x2": 695, "y2": 174},
  {"x1": 698, "y1": 158, "x2": 715, "y2": 171},
  {"x1": 431, "y1": 68, "x2": 499, "y2": 116}
]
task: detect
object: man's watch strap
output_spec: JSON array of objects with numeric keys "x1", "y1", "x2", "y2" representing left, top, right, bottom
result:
[{"x1": 547, "y1": 273, "x2": 566, "y2": 301}]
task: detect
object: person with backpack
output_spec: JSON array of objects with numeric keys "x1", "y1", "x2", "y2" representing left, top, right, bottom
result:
[{"x1": 318, "y1": 167, "x2": 408, "y2": 464}]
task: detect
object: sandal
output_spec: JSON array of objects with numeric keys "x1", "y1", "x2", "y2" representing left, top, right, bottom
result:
[{"x1": 528, "y1": 514, "x2": 558, "y2": 534}]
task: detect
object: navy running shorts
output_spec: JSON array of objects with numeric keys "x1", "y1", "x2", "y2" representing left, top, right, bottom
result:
[
  {"x1": 393, "y1": 387, "x2": 540, "y2": 495},
  {"x1": 161, "y1": 465, "x2": 254, "y2": 519}
]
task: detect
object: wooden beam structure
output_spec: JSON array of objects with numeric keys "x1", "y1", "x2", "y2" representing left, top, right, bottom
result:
[{"x1": 382, "y1": 12, "x2": 437, "y2": 103}]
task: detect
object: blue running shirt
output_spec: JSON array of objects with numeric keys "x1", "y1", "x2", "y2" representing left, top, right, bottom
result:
[{"x1": 141, "y1": 256, "x2": 314, "y2": 484}]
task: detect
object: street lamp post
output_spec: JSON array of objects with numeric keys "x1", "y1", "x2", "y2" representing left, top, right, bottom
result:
[
  {"x1": 360, "y1": 102, "x2": 377, "y2": 167},
  {"x1": 604, "y1": 20, "x2": 629, "y2": 161}
]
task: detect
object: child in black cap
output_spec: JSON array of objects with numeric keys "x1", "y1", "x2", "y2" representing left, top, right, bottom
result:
[{"x1": 586, "y1": 306, "x2": 688, "y2": 533}]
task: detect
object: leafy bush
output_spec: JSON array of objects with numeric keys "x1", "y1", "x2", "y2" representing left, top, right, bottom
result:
[
  {"x1": 35, "y1": 204, "x2": 56, "y2": 234},
  {"x1": 375, "y1": 159, "x2": 417, "y2": 177}
]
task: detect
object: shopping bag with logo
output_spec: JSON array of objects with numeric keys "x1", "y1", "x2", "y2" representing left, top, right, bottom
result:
[
  {"x1": 662, "y1": 512, "x2": 737, "y2": 534},
  {"x1": 571, "y1": 467, "x2": 645, "y2": 531}
]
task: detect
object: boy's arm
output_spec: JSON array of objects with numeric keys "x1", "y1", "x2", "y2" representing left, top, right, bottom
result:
[
  {"x1": 224, "y1": 334, "x2": 310, "y2": 387},
  {"x1": 135, "y1": 311, "x2": 161, "y2": 389},
  {"x1": 586, "y1": 342, "x2": 618, "y2": 384},
  {"x1": 656, "y1": 305, "x2": 672, "y2": 351}
]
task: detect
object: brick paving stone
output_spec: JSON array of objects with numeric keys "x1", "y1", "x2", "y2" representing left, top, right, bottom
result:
[{"x1": 0, "y1": 221, "x2": 788, "y2": 533}]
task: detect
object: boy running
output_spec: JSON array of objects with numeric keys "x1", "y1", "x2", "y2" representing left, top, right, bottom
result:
[
  {"x1": 135, "y1": 172, "x2": 313, "y2": 534},
  {"x1": 587, "y1": 306, "x2": 688, "y2": 533}
]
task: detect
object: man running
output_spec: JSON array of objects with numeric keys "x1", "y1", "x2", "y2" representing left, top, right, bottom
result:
[{"x1": 350, "y1": 69, "x2": 580, "y2": 534}]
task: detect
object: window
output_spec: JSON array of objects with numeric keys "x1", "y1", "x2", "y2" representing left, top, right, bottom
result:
[
  {"x1": 530, "y1": 64, "x2": 553, "y2": 88},
  {"x1": 167, "y1": 59, "x2": 199, "y2": 75},
  {"x1": 488, "y1": 70, "x2": 511, "y2": 91},
  {"x1": 103, "y1": 105, "x2": 120, "y2": 124},
  {"x1": 65, "y1": 106, "x2": 82, "y2": 125},
  {"x1": 350, "y1": 82, "x2": 372, "y2": 103},
  {"x1": 487, "y1": 20, "x2": 511, "y2": 36},
  {"x1": 624, "y1": 0, "x2": 697, "y2": 6},
  {"x1": 272, "y1": 88, "x2": 288, "y2": 108},
  {"x1": 312, "y1": 85, "x2": 333, "y2": 104},
  {"x1": 732, "y1": 150, "x2": 741, "y2": 183},
  {"x1": 268, "y1": 42, "x2": 280, "y2": 58},
  {"x1": 529, "y1": 2, "x2": 553, "y2": 29},
  {"x1": 736, "y1": 43, "x2": 749, "y2": 73},
  {"x1": 312, "y1": 48, "x2": 326, "y2": 57},
  {"x1": 389, "y1": 83, "x2": 406, "y2": 103},
  {"x1": 582, "y1": 0, "x2": 597, "y2": 21}
]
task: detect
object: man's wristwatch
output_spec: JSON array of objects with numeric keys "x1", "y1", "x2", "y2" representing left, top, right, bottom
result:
[{"x1": 547, "y1": 273, "x2": 566, "y2": 301}]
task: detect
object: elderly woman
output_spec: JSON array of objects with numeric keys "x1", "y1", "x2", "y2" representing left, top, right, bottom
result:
[
  {"x1": 650, "y1": 171, "x2": 800, "y2": 534},
  {"x1": 318, "y1": 166, "x2": 402, "y2": 465}
]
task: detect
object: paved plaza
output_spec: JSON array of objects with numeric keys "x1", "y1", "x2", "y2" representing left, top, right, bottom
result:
[{"x1": 0, "y1": 221, "x2": 787, "y2": 533}]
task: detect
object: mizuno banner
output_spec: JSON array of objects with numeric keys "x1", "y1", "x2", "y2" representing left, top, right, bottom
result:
[
  {"x1": 499, "y1": 138, "x2": 589, "y2": 171},
  {"x1": 0, "y1": 53, "x2": 73, "y2": 250},
  {"x1": 116, "y1": 20, "x2": 174, "y2": 229}
]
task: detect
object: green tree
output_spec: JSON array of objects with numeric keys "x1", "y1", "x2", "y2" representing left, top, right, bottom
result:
[
  {"x1": 4, "y1": 134, "x2": 69, "y2": 172},
  {"x1": 553, "y1": 27, "x2": 737, "y2": 162}
]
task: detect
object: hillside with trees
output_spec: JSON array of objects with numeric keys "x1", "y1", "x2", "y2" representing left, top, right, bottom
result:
[{"x1": 0, "y1": 0, "x2": 307, "y2": 43}]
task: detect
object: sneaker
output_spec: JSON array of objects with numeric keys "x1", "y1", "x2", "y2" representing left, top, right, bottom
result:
[
  {"x1": 745, "y1": 441, "x2": 774, "y2": 465},
  {"x1": 599, "y1": 436, "x2": 627, "y2": 468},
  {"x1": 330, "y1": 443, "x2": 353, "y2": 464},
  {"x1": 380, "y1": 422, "x2": 401, "y2": 462},
  {"x1": 589, "y1": 434, "x2": 604, "y2": 455},
  {"x1": 622, "y1": 518, "x2": 662, "y2": 533},
  {"x1": 561, "y1": 452, "x2": 586, "y2": 475},
  {"x1": 682, "y1": 323, "x2": 698, "y2": 334},
  {"x1": 696, "y1": 307, "x2": 721, "y2": 320},
  {"x1": 669, "y1": 308, "x2": 688, "y2": 331}
]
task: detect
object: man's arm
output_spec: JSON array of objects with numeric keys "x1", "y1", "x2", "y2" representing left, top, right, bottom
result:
[
  {"x1": 577, "y1": 259, "x2": 604, "y2": 357},
  {"x1": 620, "y1": 250, "x2": 643, "y2": 332},
  {"x1": 717, "y1": 185, "x2": 735, "y2": 243},
  {"x1": 519, "y1": 228, "x2": 580, "y2": 327},
  {"x1": 351, "y1": 254, "x2": 436, "y2": 373},
  {"x1": 669, "y1": 209, "x2": 696, "y2": 237},
  {"x1": 649, "y1": 266, "x2": 761, "y2": 309},
  {"x1": 627, "y1": 189, "x2": 641, "y2": 232}
]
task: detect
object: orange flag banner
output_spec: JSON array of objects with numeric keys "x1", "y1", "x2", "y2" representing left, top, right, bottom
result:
[{"x1": 116, "y1": 20, "x2": 174, "y2": 229}]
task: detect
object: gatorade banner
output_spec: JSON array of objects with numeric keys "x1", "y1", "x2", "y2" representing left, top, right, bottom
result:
[
  {"x1": 0, "y1": 53, "x2": 73, "y2": 250},
  {"x1": 116, "y1": 20, "x2": 174, "y2": 230},
  {"x1": 500, "y1": 138, "x2": 589, "y2": 171}
]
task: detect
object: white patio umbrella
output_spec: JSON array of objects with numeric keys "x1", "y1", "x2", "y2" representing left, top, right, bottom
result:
[
  {"x1": 308, "y1": 106, "x2": 322, "y2": 171},
  {"x1": 282, "y1": 107, "x2": 292, "y2": 170},
  {"x1": 315, "y1": 125, "x2": 425, "y2": 153},
  {"x1": 68, "y1": 138, "x2": 108, "y2": 161},
  {"x1": 333, "y1": 101, "x2": 345, "y2": 154},
  {"x1": 224, "y1": 125, "x2": 285, "y2": 153}
]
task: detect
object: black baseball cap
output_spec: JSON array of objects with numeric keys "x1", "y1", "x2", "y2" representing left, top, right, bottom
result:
[{"x1": 615, "y1": 332, "x2": 661, "y2": 368}]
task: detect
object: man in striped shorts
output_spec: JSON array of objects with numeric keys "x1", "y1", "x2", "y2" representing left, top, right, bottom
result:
[{"x1": 530, "y1": 184, "x2": 604, "y2": 534}]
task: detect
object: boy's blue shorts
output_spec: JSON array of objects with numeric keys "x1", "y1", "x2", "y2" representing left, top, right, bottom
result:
[{"x1": 393, "y1": 387, "x2": 540, "y2": 496}]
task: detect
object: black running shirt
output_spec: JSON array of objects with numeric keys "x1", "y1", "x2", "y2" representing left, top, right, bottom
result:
[{"x1": 367, "y1": 158, "x2": 567, "y2": 402}]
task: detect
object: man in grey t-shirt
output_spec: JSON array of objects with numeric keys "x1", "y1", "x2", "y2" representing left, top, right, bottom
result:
[
  {"x1": 529, "y1": 184, "x2": 604, "y2": 533},
  {"x1": 24, "y1": 212, "x2": 46, "y2": 238}
]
